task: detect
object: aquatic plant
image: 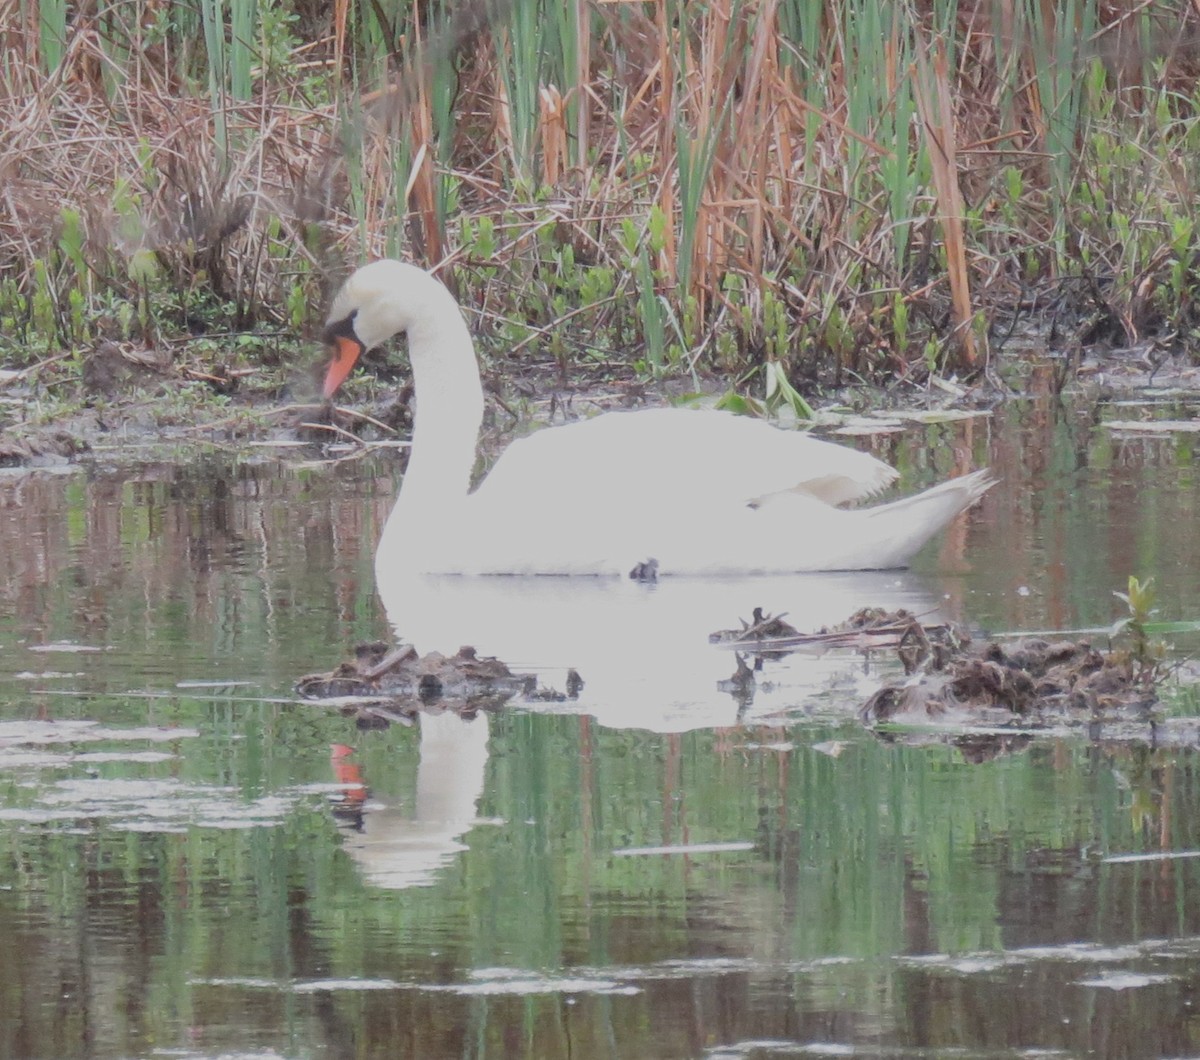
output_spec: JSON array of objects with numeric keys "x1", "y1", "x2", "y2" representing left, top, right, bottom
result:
[{"x1": 1113, "y1": 575, "x2": 1168, "y2": 687}]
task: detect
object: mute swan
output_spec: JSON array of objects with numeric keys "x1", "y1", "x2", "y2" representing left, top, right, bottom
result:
[{"x1": 322, "y1": 259, "x2": 993, "y2": 577}]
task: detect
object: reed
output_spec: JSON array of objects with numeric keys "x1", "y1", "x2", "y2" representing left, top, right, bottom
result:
[
  {"x1": 37, "y1": 0, "x2": 69, "y2": 74},
  {"x1": 198, "y1": 0, "x2": 230, "y2": 155},
  {"x1": 1026, "y1": 0, "x2": 1098, "y2": 263},
  {"x1": 2, "y1": 0, "x2": 1199, "y2": 390},
  {"x1": 915, "y1": 33, "x2": 979, "y2": 367}
]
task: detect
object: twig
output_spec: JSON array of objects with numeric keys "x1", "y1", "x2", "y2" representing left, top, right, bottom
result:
[
  {"x1": 0, "y1": 352, "x2": 74, "y2": 385},
  {"x1": 174, "y1": 402, "x2": 323, "y2": 434},
  {"x1": 298, "y1": 420, "x2": 368, "y2": 446},
  {"x1": 327, "y1": 404, "x2": 400, "y2": 435}
]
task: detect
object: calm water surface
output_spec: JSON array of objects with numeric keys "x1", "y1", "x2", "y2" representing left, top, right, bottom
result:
[{"x1": 2, "y1": 398, "x2": 1200, "y2": 1059}]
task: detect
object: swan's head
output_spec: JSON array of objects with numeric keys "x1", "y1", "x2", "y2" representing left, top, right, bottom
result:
[{"x1": 321, "y1": 260, "x2": 444, "y2": 397}]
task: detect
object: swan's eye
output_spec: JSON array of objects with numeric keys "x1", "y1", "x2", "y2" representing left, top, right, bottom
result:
[
  {"x1": 322, "y1": 311, "x2": 359, "y2": 347},
  {"x1": 322, "y1": 314, "x2": 365, "y2": 398}
]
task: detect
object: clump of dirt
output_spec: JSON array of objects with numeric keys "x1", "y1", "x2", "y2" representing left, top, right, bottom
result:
[
  {"x1": 297, "y1": 641, "x2": 582, "y2": 726},
  {"x1": 711, "y1": 605, "x2": 1165, "y2": 732},
  {"x1": 81, "y1": 341, "x2": 173, "y2": 396},
  {"x1": 859, "y1": 630, "x2": 1161, "y2": 725},
  {"x1": 0, "y1": 428, "x2": 90, "y2": 467}
]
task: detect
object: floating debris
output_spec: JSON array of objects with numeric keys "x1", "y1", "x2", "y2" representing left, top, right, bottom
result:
[
  {"x1": 1104, "y1": 419, "x2": 1200, "y2": 434},
  {"x1": 709, "y1": 603, "x2": 1171, "y2": 744},
  {"x1": 1103, "y1": 850, "x2": 1200, "y2": 865},
  {"x1": 628, "y1": 557, "x2": 659, "y2": 582},
  {"x1": 709, "y1": 606, "x2": 964, "y2": 664},
  {"x1": 860, "y1": 635, "x2": 1160, "y2": 725},
  {"x1": 709, "y1": 607, "x2": 800, "y2": 647},
  {"x1": 612, "y1": 841, "x2": 756, "y2": 857},
  {"x1": 27, "y1": 641, "x2": 109, "y2": 654},
  {"x1": 708, "y1": 607, "x2": 970, "y2": 710},
  {"x1": 745, "y1": 741, "x2": 795, "y2": 753},
  {"x1": 296, "y1": 641, "x2": 580, "y2": 725}
]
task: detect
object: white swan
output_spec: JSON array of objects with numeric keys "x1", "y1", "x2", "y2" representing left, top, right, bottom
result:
[{"x1": 323, "y1": 259, "x2": 993, "y2": 578}]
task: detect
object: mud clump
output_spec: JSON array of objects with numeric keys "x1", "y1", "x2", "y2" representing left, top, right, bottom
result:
[
  {"x1": 297, "y1": 641, "x2": 582, "y2": 726},
  {"x1": 710, "y1": 606, "x2": 800, "y2": 647},
  {"x1": 860, "y1": 633, "x2": 1160, "y2": 725},
  {"x1": 710, "y1": 606, "x2": 966, "y2": 667},
  {"x1": 710, "y1": 605, "x2": 1164, "y2": 733},
  {"x1": 81, "y1": 341, "x2": 173, "y2": 396},
  {"x1": 0, "y1": 429, "x2": 89, "y2": 467}
]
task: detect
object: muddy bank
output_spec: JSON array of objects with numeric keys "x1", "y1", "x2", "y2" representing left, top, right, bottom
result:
[
  {"x1": 0, "y1": 341, "x2": 703, "y2": 467},
  {"x1": 4, "y1": 334, "x2": 1200, "y2": 469}
]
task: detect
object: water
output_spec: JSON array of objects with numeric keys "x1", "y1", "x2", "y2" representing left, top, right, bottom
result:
[{"x1": 2, "y1": 400, "x2": 1200, "y2": 1058}]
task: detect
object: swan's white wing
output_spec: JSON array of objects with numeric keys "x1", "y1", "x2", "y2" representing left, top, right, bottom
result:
[
  {"x1": 389, "y1": 407, "x2": 988, "y2": 576},
  {"x1": 472, "y1": 407, "x2": 897, "y2": 513}
]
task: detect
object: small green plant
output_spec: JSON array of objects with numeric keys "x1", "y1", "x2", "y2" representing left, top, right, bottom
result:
[
  {"x1": 714, "y1": 361, "x2": 813, "y2": 422},
  {"x1": 1113, "y1": 575, "x2": 1165, "y2": 684},
  {"x1": 763, "y1": 361, "x2": 813, "y2": 420},
  {"x1": 892, "y1": 294, "x2": 909, "y2": 355},
  {"x1": 633, "y1": 244, "x2": 665, "y2": 371}
]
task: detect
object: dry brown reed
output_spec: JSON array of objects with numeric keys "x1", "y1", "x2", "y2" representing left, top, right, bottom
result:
[{"x1": 2, "y1": 0, "x2": 1200, "y2": 382}]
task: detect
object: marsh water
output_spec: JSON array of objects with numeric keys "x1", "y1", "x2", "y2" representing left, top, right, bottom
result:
[{"x1": 3, "y1": 396, "x2": 1200, "y2": 1059}]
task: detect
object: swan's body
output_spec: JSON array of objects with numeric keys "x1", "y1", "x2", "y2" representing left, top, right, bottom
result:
[{"x1": 323, "y1": 259, "x2": 993, "y2": 577}]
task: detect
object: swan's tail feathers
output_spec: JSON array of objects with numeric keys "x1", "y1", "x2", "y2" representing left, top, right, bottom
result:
[{"x1": 854, "y1": 468, "x2": 996, "y2": 569}]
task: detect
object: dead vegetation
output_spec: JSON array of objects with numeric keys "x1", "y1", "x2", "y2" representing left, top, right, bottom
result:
[
  {"x1": 296, "y1": 640, "x2": 583, "y2": 725},
  {"x1": 712, "y1": 605, "x2": 1172, "y2": 731},
  {"x1": 860, "y1": 633, "x2": 1162, "y2": 725},
  {"x1": 3, "y1": 0, "x2": 1200, "y2": 389}
]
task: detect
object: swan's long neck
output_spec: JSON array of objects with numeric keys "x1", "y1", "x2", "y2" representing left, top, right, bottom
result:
[{"x1": 387, "y1": 280, "x2": 484, "y2": 536}]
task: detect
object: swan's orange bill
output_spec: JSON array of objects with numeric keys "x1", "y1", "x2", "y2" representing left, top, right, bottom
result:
[{"x1": 323, "y1": 335, "x2": 363, "y2": 398}]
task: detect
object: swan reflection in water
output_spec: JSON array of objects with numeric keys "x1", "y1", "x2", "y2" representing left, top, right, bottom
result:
[
  {"x1": 380, "y1": 568, "x2": 950, "y2": 732},
  {"x1": 331, "y1": 569, "x2": 953, "y2": 890},
  {"x1": 329, "y1": 711, "x2": 490, "y2": 890}
]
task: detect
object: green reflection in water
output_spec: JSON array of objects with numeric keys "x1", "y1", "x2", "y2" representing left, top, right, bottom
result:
[
  {"x1": 0, "y1": 408, "x2": 1199, "y2": 1057},
  {"x1": 1, "y1": 711, "x2": 1198, "y2": 1057}
]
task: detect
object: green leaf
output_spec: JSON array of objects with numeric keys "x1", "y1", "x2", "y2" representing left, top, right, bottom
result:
[
  {"x1": 1141, "y1": 620, "x2": 1200, "y2": 635},
  {"x1": 715, "y1": 391, "x2": 762, "y2": 417},
  {"x1": 763, "y1": 361, "x2": 814, "y2": 420}
]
